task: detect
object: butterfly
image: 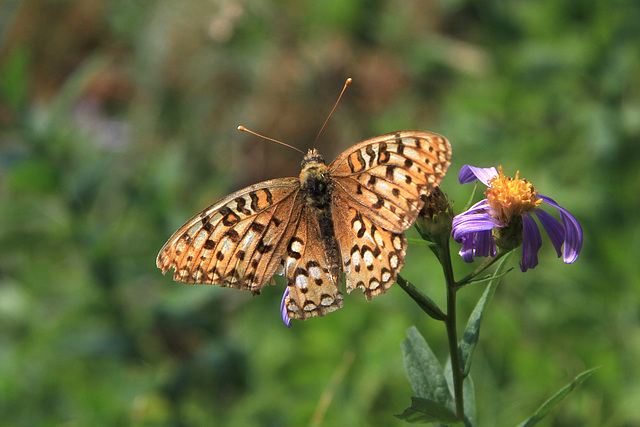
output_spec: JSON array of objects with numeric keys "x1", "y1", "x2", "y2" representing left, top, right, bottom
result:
[{"x1": 157, "y1": 129, "x2": 451, "y2": 322}]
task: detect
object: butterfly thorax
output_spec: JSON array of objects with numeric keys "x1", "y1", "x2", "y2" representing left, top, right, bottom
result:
[{"x1": 300, "y1": 150, "x2": 331, "y2": 209}]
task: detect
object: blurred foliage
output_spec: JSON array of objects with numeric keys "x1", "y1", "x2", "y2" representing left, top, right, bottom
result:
[{"x1": 1, "y1": 0, "x2": 639, "y2": 425}]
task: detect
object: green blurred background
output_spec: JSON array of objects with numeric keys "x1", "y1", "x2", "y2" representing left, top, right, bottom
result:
[{"x1": 1, "y1": 0, "x2": 639, "y2": 425}]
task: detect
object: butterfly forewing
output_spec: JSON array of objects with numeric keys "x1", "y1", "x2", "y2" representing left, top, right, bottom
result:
[{"x1": 156, "y1": 178, "x2": 301, "y2": 293}]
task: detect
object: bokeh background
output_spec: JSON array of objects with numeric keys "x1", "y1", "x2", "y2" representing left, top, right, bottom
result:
[{"x1": 1, "y1": 0, "x2": 639, "y2": 425}]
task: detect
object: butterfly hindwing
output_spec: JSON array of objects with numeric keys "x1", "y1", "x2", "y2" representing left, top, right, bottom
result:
[
  {"x1": 331, "y1": 194, "x2": 407, "y2": 300},
  {"x1": 282, "y1": 205, "x2": 344, "y2": 320}
]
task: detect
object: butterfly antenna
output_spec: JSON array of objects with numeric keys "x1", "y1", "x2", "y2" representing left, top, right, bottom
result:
[
  {"x1": 237, "y1": 126, "x2": 305, "y2": 155},
  {"x1": 312, "y1": 77, "x2": 352, "y2": 149}
]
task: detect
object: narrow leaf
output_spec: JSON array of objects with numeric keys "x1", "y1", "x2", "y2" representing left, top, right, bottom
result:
[
  {"x1": 459, "y1": 254, "x2": 511, "y2": 377},
  {"x1": 462, "y1": 374, "x2": 476, "y2": 427},
  {"x1": 395, "y1": 397, "x2": 462, "y2": 424},
  {"x1": 397, "y1": 275, "x2": 447, "y2": 321},
  {"x1": 462, "y1": 268, "x2": 513, "y2": 287},
  {"x1": 407, "y1": 238, "x2": 433, "y2": 247},
  {"x1": 401, "y1": 326, "x2": 453, "y2": 407},
  {"x1": 463, "y1": 182, "x2": 479, "y2": 211},
  {"x1": 517, "y1": 367, "x2": 600, "y2": 427}
]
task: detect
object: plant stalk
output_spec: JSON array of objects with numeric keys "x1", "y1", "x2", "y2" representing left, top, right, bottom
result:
[{"x1": 436, "y1": 234, "x2": 465, "y2": 420}]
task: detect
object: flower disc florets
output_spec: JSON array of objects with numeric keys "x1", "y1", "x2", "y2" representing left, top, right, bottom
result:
[{"x1": 485, "y1": 167, "x2": 542, "y2": 223}]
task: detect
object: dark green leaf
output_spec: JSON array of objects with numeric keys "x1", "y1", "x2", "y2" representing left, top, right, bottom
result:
[
  {"x1": 397, "y1": 275, "x2": 447, "y2": 321},
  {"x1": 517, "y1": 368, "x2": 600, "y2": 427},
  {"x1": 395, "y1": 397, "x2": 462, "y2": 424},
  {"x1": 401, "y1": 327, "x2": 453, "y2": 407}
]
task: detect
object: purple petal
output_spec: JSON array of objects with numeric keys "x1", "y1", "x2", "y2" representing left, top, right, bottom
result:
[
  {"x1": 521, "y1": 213, "x2": 542, "y2": 272},
  {"x1": 539, "y1": 195, "x2": 583, "y2": 263},
  {"x1": 534, "y1": 208, "x2": 564, "y2": 258},
  {"x1": 452, "y1": 207, "x2": 504, "y2": 242},
  {"x1": 459, "y1": 165, "x2": 499, "y2": 186},
  {"x1": 474, "y1": 229, "x2": 497, "y2": 258},
  {"x1": 458, "y1": 234, "x2": 476, "y2": 263},
  {"x1": 281, "y1": 288, "x2": 291, "y2": 328},
  {"x1": 465, "y1": 199, "x2": 494, "y2": 214}
]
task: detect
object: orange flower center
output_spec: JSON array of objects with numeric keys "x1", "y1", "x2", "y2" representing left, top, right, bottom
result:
[{"x1": 485, "y1": 166, "x2": 542, "y2": 223}]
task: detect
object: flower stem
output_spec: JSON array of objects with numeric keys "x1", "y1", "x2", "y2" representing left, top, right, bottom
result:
[
  {"x1": 446, "y1": 280, "x2": 465, "y2": 421},
  {"x1": 437, "y1": 236, "x2": 465, "y2": 420}
]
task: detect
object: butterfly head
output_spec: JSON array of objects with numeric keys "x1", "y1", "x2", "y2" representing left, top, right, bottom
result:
[{"x1": 301, "y1": 148, "x2": 325, "y2": 168}]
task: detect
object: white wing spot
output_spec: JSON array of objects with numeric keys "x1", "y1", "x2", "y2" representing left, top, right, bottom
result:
[
  {"x1": 303, "y1": 302, "x2": 317, "y2": 312},
  {"x1": 390, "y1": 254, "x2": 399, "y2": 269},
  {"x1": 352, "y1": 219, "x2": 363, "y2": 235},
  {"x1": 287, "y1": 300, "x2": 301, "y2": 314},
  {"x1": 291, "y1": 240, "x2": 303, "y2": 253},
  {"x1": 352, "y1": 250, "x2": 362, "y2": 269},
  {"x1": 392, "y1": 235, "x2": 403, "y2": 250},
  {"x1": 309, "y1": 266, "x2": 322, "y2": 279},
  {"x1": 373, "y1": 230, "x2": 385, "y2": 247},
  {"x1": 321, "y1": 296, "x2": 335, "y2": 306},
  {"x1": 382, "y1": 271, "x2": 392, "y2": 283},
  {"x1": 363, "y1": 250, "x2": 374, "y2": 266},
  {"x1": 296, "y1": 274, "x2": 308, "y2": 290}
]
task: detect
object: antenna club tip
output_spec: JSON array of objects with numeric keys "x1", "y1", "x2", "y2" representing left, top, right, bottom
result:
[
  {"x1": 346, "y1": 78, "x2": 353, "y2": 85},
  {"x1": 237, "y1": 126, "x2": 246, "y2": 131}
]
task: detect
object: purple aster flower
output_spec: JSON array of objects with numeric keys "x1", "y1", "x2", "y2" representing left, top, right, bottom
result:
[
  {"x1": 452, "y1": 165, "x2": 583, "y2": 272},
  {"x1": 281, "y1": 287, "x2": 291, "y2": 327}
]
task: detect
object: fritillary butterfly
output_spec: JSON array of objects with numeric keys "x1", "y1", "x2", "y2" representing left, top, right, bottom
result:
[{"x1": 157, "y1": 82, "x2": 452, "y2": 322}]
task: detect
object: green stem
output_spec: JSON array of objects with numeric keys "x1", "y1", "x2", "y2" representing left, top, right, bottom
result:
[
  {"x1": 446, "y1": 281, "x2": 464, "y2": 421},
  {"x1": 437, "y1": 236, "x2": 465, "y2": 420}
]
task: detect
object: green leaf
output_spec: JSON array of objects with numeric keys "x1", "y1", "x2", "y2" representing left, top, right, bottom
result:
[
  {"x1": 517, "y1": 367, "x2": 600, "y2": 427},
  {"x1": 395, "y1": 397, "x2": 462, "y2": 424},
  {"x1": 462, "y1": 374, "x2": 476, "y2": 427},
  {"x1": 396, "y1": 275, "x2": 447, "y2": 321},
  {"x1": 407, "y1": 238, "x2": 433, "y2": 247},
  {"x1": 460, "y1": 268, "x2": 513, "y2": 287},
  {"x1": 401, "y1": 327, "x2": 453, "y2": 407},
  {"x1": 459, "y1": 254, "x2": 511, "y2": 377}
]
